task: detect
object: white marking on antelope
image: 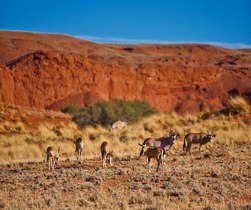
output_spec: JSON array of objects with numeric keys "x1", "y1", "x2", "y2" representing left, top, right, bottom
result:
[
  {"x1": 74, "y1": 136, "x2": 84, "y2": 163},
  {"x1": 141, "y1": 146, "x2": 166, "y2": 172},
  {"x1": 110, "y1": 120, "x2": 127, "y2": 132},
  {"x1": 183, "y1": 132, "x2": 216, "y2": 156},
  {"x1": 100, "y1": 141, "x2": 113, "y2": 168},
  {"x1": 138, "y1": 129, "x2": 179, "y2": 159},
  {"x1": 46, "y1": 146, "x2": 60, "y2": 170}
]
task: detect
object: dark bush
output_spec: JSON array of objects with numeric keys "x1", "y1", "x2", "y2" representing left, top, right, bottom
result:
[
  {"x1": 61, "y1": 99, "x2": 157, "y2": 127},
  {"x1": 61, "y1": 105, "x2": 84, "y2": 115}
]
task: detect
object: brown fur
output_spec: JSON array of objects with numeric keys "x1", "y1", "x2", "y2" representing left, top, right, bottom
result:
[
  {"x1": 183, "y1": 132, "x2": 216, "y2": 156},
  {"x1": 74, "y1": 136, "x2": 84, "y2": 163},
  {"x1": 142, "y1": 147, "x2": 165, "y2": 172},
  {"x1": 46, "y1": 146, "x2": 60, "y2": 170},
  {"x1": 138, "y1": 130, "x2": 178, "y2": 158},
  {"x1": 100, "y1": 141, "x2": 113, "y2": 168}
]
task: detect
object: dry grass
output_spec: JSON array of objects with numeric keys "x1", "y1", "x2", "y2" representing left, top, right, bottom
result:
[
  {"x1": 226, "y1": 96, "x2": 250, "y2": 114},
  {"x1": 38, "y1": 124, "x2": 58, "y2": 140},
  {"x1": 0, "y1": 134, "x2": 44, "y2": 163},
  {"x1": 0, "y1": 104, "x2": 250, "y2": 209},
  {"x1": 0, "y1": 104, "x2": 250, "y2": 164}
]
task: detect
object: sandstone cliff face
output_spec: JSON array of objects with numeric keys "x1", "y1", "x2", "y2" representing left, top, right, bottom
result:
[{"x1": 0, "y1": 31, "x2": 250, "y2": 114}]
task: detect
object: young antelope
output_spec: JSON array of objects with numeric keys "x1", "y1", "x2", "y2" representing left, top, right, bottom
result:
[
  {"x1": 142, "y1": 147, "x2": 166, "y2": 172},
  {"x1": 46, "y1": 146, "x2": 60, "y2": 170},
  {"x1": 74, "y1": 136, "x2": 84, "y2": 163},
  {"x1": 100, "y1": 141, "x2": 113, "y2": 168}
]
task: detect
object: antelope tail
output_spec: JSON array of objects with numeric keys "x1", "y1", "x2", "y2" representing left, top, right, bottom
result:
[
  {"x1": 109, "y1": 125, "x2": 112, "y2": 132},
  {"x1": 138, "y1": 143, "x2": 144, "y2": 159},
  {"x1": 101, "y1": 148, "x2": 106, "y2": 159},
  {"x1": 183, "y1": 139, "x2": 186, "y2": 151},
  {"x1": 46, "y1": 155, "x2": 49, "y2": 163}
]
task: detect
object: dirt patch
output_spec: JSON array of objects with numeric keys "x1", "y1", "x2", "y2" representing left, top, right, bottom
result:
[{"x1": 0, "y1": 144, "x2": 250, "y2": 209}]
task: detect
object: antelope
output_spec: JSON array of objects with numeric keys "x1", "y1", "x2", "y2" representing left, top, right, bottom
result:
[
  {"x1": 141, "y1": 146, "x2": 166, "y2": 172},
  {"x1": 74, "y1": 136, "x2": 84, "y2": 163},
  {"x1": 109, "y1": 120, "x2": 127, "y2": 132},
  {"x1": 183, "y1": 132, "x2": 216, "y2": 156},
  {"x1": 138, "y1": 129, "x2": 178, "y2": 159},
  {"x1": 100, "y1": 141, "x2": 113, "y2": 168},
  {"x1": 46, "y1": 146, "x2": 60, "y2": 170}
]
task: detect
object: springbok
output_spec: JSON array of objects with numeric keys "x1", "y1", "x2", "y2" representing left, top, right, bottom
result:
[
  {"x1": 183, "y1": 132, "x2": 216, "y2": 156},
  {"x1": 74, "y1": 136, "x2": 84, "y2": 163},
  {"x1": 100, "y1": 141, "x2": 113, "y2": 168},
  {"x1": 109, "y1": 120, "x2": 127, "y2": 132},
  {"x1": 46, "y1": 146, "x2": 60, "y2": 170},
  {"x1": 138, "y1": 129, "x2": 178, "y2": 159},
  {"x1": 142, "y1": 146, "x2": 166, "y2": 172}
]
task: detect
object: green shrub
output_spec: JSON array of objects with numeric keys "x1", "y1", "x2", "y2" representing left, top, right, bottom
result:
[
  {"x1": 61, "y1": 105, "x2": 84, "y2": 115},
  {"x1": 61, "y1": 99, "x2": 157, "y2": 127}
]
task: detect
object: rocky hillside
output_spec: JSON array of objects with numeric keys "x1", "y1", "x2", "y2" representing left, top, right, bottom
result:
[{"x1": 0, "y1": 30, "x2": 250, "y2": 114}]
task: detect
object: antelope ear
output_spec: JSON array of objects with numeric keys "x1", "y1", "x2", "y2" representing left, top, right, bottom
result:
[{"x1": 138, "y1": 143, "x2": 143, "y2": 146}]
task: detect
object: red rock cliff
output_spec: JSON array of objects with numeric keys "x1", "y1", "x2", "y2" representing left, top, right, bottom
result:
[{"x1": 0, "y1": 31, "x2": 250, "y2": 114}]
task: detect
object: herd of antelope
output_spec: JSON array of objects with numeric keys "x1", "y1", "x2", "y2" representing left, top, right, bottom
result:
[{"x1": 46, "y1": 121, "x2": 216, "y2": 172}]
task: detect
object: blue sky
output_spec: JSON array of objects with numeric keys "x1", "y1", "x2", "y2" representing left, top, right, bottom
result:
[{"x1": 1, "y1": 0, "x2": 251, "y2": 48}]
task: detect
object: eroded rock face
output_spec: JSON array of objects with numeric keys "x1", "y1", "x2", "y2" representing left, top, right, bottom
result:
[{"x1": 0, "y1": 31, "x2": 250, "y2": 114}]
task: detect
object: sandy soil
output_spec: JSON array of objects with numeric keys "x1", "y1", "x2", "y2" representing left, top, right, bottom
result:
[{"x1": 1, "y1": 144, "x2": 250, "y2": 209}]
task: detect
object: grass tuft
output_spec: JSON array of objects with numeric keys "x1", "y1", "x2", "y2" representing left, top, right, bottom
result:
[{"x1": 226, "y1": 96, "x2": 250, "y2": 115}]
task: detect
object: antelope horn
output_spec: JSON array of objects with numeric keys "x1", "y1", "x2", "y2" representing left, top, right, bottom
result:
[{"x1": 169, "y1": 128, "x2": 173, "y2": 134}]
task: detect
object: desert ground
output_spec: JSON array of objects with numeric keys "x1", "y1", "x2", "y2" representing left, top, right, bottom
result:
[
  {"x1": 0, "y1": 143, "x2": 250, "y2": 210},
  {"x1": 0, "y1": 102, "x2": 251, "y2": 209}
]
